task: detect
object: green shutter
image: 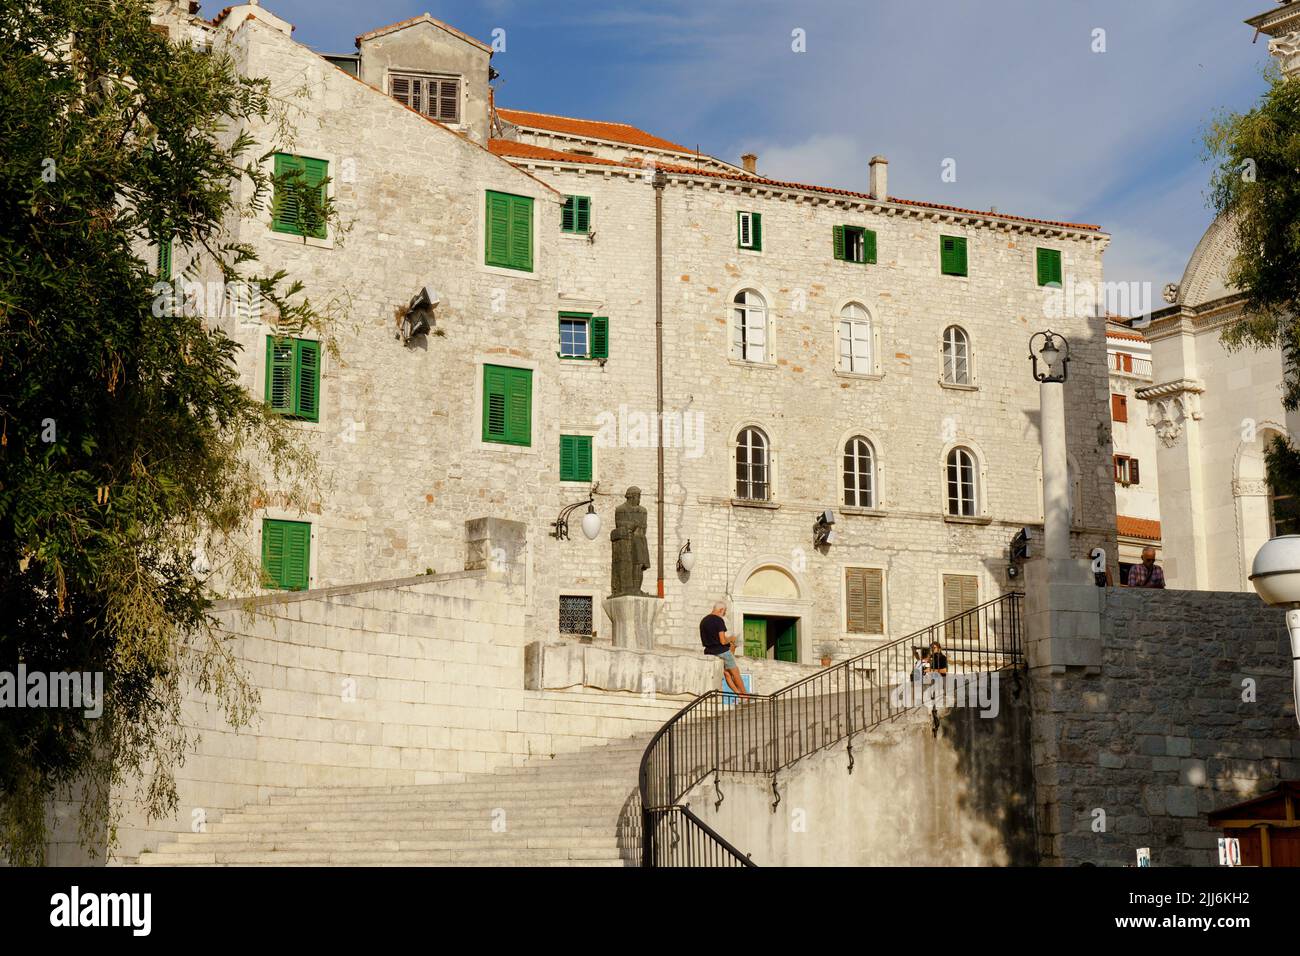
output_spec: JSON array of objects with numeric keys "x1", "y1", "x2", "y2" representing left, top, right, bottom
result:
[
  {"x1": 863, "y1": 229, "x2": 877, "y2": 264},
  {"x1": 265, "y1": 336, "x2": 295, "y2": 414},
  {"x1": 743, "y1": 618, "x2": 765, "y2": 659},
  {"x1": 272, "y1": 154, "x2": 327, "y2": 238},
  {"x1": 942, "y1": 236, "x2": 968, "y2": 276},
  {"x1": 508, "y1": 195, "x2": 533, "y2": 271},
  {"x1": 157, "y1": 237, "x2": 172, "y2": 278},
  {"x1": 262, "y1": 519, "x2": 310, "y2": 590},
  {"x1": 485, "y1": 191, "x2": 512, "y2": 267},
  {"x1": 560, "y1": 434, "x2": 592, "y2": 482},
  {"x1": 300, "y1": 157, "x2": 328, "y2": 239},
  {"x1": 294, "y1": 339, "x2": 320, "y2": 421},
  {"x1": 751, "y1": 212, "x2": 762, "y2": 251},
  {"x1": 483, "y1": 365, "x2": 532, "y2": 445},
  {"x1": 591, "y1": 316, "x2": 609, "y2": 359},
  {"x1": 575, "y1": 196, "x2": 590, "y2": 234},
  {"x1": 561, "y1": 196, "x2": 575, "y2": 232},
  {"x1": 1037, "y1": 247, "x2": 1062, "y2": 286},
  {"x1": 506, "y1": 366, "x2": 532, "y2": 444},
  {"x1": 833, "y1": 225, "x2": 845, "y2": 261}
]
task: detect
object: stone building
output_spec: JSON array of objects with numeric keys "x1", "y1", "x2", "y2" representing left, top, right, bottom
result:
[
  {"x1": 153, "y1": 1, "x2": 1116, "y2": 663},
  {"x1": 1139, "y1": 1, "x2": 1300, "y2": 591},
  {"x1": 1106, "y1": 319, "x2": 1162, "y2": 581}
]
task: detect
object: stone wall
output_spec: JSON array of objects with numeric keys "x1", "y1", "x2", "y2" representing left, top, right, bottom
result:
[
  {"x1": 1029, "y1": 586, "x2": 1300, "y2": 866},
  {"x1": 44, "y1": 567, "x2": 691, "y2": 865},
  {"x1": 684, "y1": 676, "x2": 1036, "y2": 866}
]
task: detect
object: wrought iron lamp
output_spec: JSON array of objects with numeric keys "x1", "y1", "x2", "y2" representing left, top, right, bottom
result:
[
  {"x1": 814, "y1": 509, "x2": 837, "y2": 546},
  {"x1": 1028, "y1": 329, "x2": 1070, "y2": 383},
  {"x1": 676, "y1": 540, "x2": 695, "y2": 574},
  {"x1": 552, "y1": 493, "x2": 600, "y2": 541}
]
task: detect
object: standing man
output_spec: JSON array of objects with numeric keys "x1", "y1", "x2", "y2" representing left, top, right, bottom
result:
[
  {"x1": 700, "y1": 601, "x2": 748, "y2": 698},
  {"x1": 1127, "y1": 546, "x2": 1166, "y2": 589}
]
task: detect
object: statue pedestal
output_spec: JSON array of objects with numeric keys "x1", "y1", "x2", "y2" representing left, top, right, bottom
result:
[{"x1": 602, "y1": 594, "x2": 662, "y2": 650}]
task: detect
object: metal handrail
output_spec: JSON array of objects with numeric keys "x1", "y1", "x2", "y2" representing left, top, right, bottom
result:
[{"x1": 636, "y1": 591, "x2": 1024, "y2": 866}]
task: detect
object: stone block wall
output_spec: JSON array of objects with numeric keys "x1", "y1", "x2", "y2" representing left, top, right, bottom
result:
[{"x1": 1030, "y1": 586, "x2": 1300, "y2": 866}]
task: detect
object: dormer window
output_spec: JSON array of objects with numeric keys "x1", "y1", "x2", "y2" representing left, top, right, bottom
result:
[{"x1": 390, "y1": 72, "x2": 460, "y2": 124}]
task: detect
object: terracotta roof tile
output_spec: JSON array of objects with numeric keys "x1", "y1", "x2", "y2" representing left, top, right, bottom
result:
[
  {"x1": 1117, "y1": 516, "x2": 1161, "y2": 541},
  {"x1": 496, "y1": 108, "x2": 691, "y2": 154},
  {"x1": 1106, "y1": 329, "x2": 1146, "y2": 341},
  {"x1": 488, "y1": 139, "x2": 626, "y2": 167}
]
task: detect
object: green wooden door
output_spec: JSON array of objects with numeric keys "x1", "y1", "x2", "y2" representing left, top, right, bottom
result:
[
  {"x1": 743, "y1": 617, "x2": 766, "y2": 659},
  {"x1": 775, "y1": 619, "x2": 798, "y2": 662}
]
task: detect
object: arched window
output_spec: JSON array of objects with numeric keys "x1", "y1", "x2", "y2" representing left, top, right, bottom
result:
[
  {"x1": 946, "y1": 446, "x2": 978, "y2": 516},
  {"x1": 838, "y1": 302, "x2": 872, "y2": 374},
  {"x1": 843, "y1": 436, "x2": 876, "y2": 508},
  {"x1": 732, "y1": 290, "x2": 767, "y2": 363},
  {"x1": 736, "y1": 427, "x2": 770, "y2": 500},
  {"x1": 942, "y1": 325, "x2": 971, "y2": 385}
]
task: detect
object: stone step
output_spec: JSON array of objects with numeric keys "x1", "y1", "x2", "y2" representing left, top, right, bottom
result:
[
  {"x1": 192, "y1": 822, "x2": 624, "y2": 839},
  {"x1": 137, "y1": 846, "x2": 628, "y2": 865},
  {"x1": 159, "y1": 835, "x2": 620, "y2": 854},
  {"x1": 276, "y1": 780, "x2": 636, "y2": 801},
  {"x1": 240, "y1": 796, "x2": 632, "y2": 816}
]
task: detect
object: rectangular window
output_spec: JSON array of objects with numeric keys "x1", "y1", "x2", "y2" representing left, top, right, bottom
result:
[
  {"x1": 482, "y1": 364, "x2": 532, "y2": 446},
  {"x1": 389, "y1": 72, "x2": 460, "y2": 123},
  {"x1": 942, "y1": 573, "x2": 979, "y2": 643},
  {"x1": 262, "y1": 518, "x2": 311, "y2": 591},
  {"x1": 845, "y1": 567, "x2": 884, "y2": 635},
  {"x1": 559, "y1": 434, "x2": 593, "y2": 482},
  {"x1": 1113, "y1": 455, "x2": 1140, "y2": 486},
  {"x1": 1036, "y1": 247, "x2": 1063, "y2": 287},
  {"x1": 485, "y1": 190, "x2": 533, "y2": 271},
  {"x1": 833, "y1": 225, "x2": 876, "y2": 264},
  {"x1": 940, "y1": 235, "x2": 968, "y2": 276},
  {"x1": 562, "y1": 195, "x2": 591, "y2": 234},
  {"x1": 264, "y1": 336, "x2": 321, "y2": 422},
  {"x1": 1111, "y1": 393, "x2": 1128, "y2": 423},
  {"x1": 272, "y1": 153, "x2": 328, "y2": 239},
  {"x1": 559, "y1": 595, "x2": 594, "y2": 637},
  {"x1": 737, "y1": 211, "x2": 763, "y2": 251},
  {"x1": 557, "y1": 313, "x2": 608, "y2": 359}
]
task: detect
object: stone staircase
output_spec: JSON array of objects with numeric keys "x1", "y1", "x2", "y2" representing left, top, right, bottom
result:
[{"x1": 134, "y1": 734, "x2": 652, "y2": 866}]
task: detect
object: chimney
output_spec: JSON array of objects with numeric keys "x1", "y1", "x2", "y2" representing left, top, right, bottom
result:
[
  {"x1": 741, "y1": 153, "x2": 757, "y2": 175},
  {"x1": 869, "y1": 155, "x2": 888, "y2": 201}
]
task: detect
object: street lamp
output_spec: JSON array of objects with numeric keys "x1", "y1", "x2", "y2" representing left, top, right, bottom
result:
[
  {"x1": 552, "y1": 493, "x2": 601, "y2": 541},
  {"x1": 676, "y1": 540, "x2": 695, "y2": 574},
  {"x1": 1029, "y1": 329, "x2": 1070, "y2": 383},
  {"x1": 1247, "y1": 535, "x2": 1300, "y2": 729}
]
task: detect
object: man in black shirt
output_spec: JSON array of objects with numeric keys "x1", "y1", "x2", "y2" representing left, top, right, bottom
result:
[{"x1": 700, "y1": 601, "x2": 748, "y2": 697}]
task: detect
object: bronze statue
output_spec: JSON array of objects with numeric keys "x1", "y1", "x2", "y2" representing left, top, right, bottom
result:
[{"x1": 610, "y1": 486, "x2": 651, "y2": 597}]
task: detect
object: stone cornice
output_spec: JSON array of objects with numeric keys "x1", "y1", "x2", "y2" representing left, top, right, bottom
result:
[{"x1": 1135, "y1": 378, "x2": 1205, "y2": 401}]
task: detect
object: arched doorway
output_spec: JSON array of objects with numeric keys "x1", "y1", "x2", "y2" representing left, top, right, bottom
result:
[
  {"x1": 1235, "y1": 425, "x2": 1294, "y2": 589},
  {"x1": 730, "y1": 559, "x2": 813, "y2": 665}
]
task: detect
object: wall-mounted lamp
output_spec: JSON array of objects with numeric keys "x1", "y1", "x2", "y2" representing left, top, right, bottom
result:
[
  {"x1": 814, "y1": 509, "x2": 837, "y2": 547},
  {"x1": 1029, "y1": 329, "x2": 1071, "y2": 383},
  {"x1": 397, "y1": 284, "x2": 439, "y2": 345},
  {"x1": 1007, "y1": 526, "x2": 1032, "y2": 579},
  {"x1": 677, "y1": 540, "x2": 696, "y2": 574},
  {"x1": 552, "y1": 493, "x2": 600, "y2": 541}
]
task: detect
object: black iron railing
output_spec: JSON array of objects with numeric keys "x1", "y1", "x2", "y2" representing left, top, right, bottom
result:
[{"x1": 636, "y1": 591, "x2": 1024, "y2": 867}]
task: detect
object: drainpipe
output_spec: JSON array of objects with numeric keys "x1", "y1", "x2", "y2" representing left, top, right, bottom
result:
[{"x1": 653, "y1": 168, "x2": 667, "y2": 598}]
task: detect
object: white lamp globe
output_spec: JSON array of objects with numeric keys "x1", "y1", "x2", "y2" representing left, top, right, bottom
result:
[
  {"x1": 1249, "y1": 535, "x2": 1300, "y2": 606},
  {"x1": 580, "y1": 508, "x2": 601, "y2": 541},
  {"x1": 679, "y1": 545, "x2": 696, "y2": 573}
]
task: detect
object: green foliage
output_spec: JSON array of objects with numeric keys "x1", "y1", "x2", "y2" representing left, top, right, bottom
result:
[
  {"x1": 1206, "y1": 68, "x2": 1300, "y2": 493},
  {"x1": 0, "y1": 0, "x2": 331, "y2": 862}
]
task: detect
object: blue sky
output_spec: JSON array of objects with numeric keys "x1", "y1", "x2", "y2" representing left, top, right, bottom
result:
[{"x1": 233, "y1": 0, "x2": 1276, "y2": 306}]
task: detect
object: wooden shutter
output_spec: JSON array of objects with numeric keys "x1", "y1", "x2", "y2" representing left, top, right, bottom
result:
[
  {"x1": 483, "y1": 364, "x2": 510, "y2": 442},
  {"x1": 942, "y1": 574, "x2": 979, "y2": 641},
  {"x1": 301, "y1": 157, "x2": 328, "y2": 239},
  {"x1": 294, "y1": 339, "x2": 320, "y2": 421},
  {"x1": 1111, "y1": 394, "x2": 1128, "y2": 422},
  {"x1": 575, "y1": 196, "x2": 590, "y2": 233},
  {"x1": 505, "y1": 366, "x2": 532, "y2": 445},
  {"x1": 157, "y1": 237, "x2": 172, "y2": 278},
  {"x1": 560, "y1": 435, "x2": 592, "y2": 482},
  {"x1": 1113, "y1": 455, "x2": 1123, "y2": 483},
  {"x1": 1121, "y1": 353, "x2": 1133, "y2": 372},
  {"x1": 833, "y1": 225, "x2": 845, "y2": 261},
  {"x1": 1130, "y1": 458, "x2": 1140, "y2": 485},
  {"x1": 265, "y1": 337, "x2": 295, "y2": 414},
  {"x1": 508, "y1": 195, "x2": 532, "y2": 271},
  {"x1": 436, "y1": 77, "x2": 459, "y2": 122},
  {"x1": 261, "y1": 519, "x2": 285, "y2": 588},
  {"x1": 591, "y1": 316, "x2": 609, "y2": 359},
  {"x1": 390, "y1": 74, "x2": 412, "y2": 107},
  {"x1": 272, "y1": 153, "x2": 303, "y2": 235},
  {"x1": 863, "y1": 229, "x2": 877, "y2": 264},
  {"x1": 1037, "y1": 248, "x2": 1062, "y2": 286},
  {"x1": 562, "y1": 196, "x2": 576, "y2": 232},
  {"x1": 283, "y1": 522, "x2": 310, "y2": 590},
  {"x1": 942, "y1": 236, "x2": 968, "y2": 275},
  {"x1": 751, "y1": 212, "x2": 762, "y2": 251},
  {"x1": 737, "y1": 212, "x2": 750, "y2": 248},
  {"x1": 845, "y1": 568, "x2": 884, "y2": 634},
  {"x1": 486, "y1": 192, "x2": 511, "y2": 267}
]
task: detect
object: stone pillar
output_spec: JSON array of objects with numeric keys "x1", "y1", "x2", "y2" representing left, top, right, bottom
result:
[
  {"x1": 1040, "y1": 380, "x2": 1070, "y2": 562},
  {"x1": 602, "y1": 594, "x2": 663, "y2": 650},
  {"x1": 464, "y1": 517, "x2": 527, "y2": 586}
]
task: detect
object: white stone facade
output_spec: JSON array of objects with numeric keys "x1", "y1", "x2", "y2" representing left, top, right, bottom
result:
[
  {"x1": 1106, "y1": 322, "x2": 1162, "y2": 577},
  {"x1": 171, "y1": 6, "x2": 1117, "y2": 664}
]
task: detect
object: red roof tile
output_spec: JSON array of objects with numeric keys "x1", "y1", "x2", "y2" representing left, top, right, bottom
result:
[
  {"x1": 496, "y1": 108, "x2": 691, "y2": 154},
  {"x1": 1117, "y1": 516, "x2": 1161, "y2": 541},
  {"x1": 1106, "y1": 329, "x2": 1146, "y2": 341},
  {"x1": 488, "y1": 139, "x2": 626, "y2": 167}
]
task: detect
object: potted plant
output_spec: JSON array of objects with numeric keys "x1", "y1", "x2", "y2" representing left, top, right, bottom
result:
[{"x1": 819, "y1": 643, "x2": 835, "y2": 667}]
